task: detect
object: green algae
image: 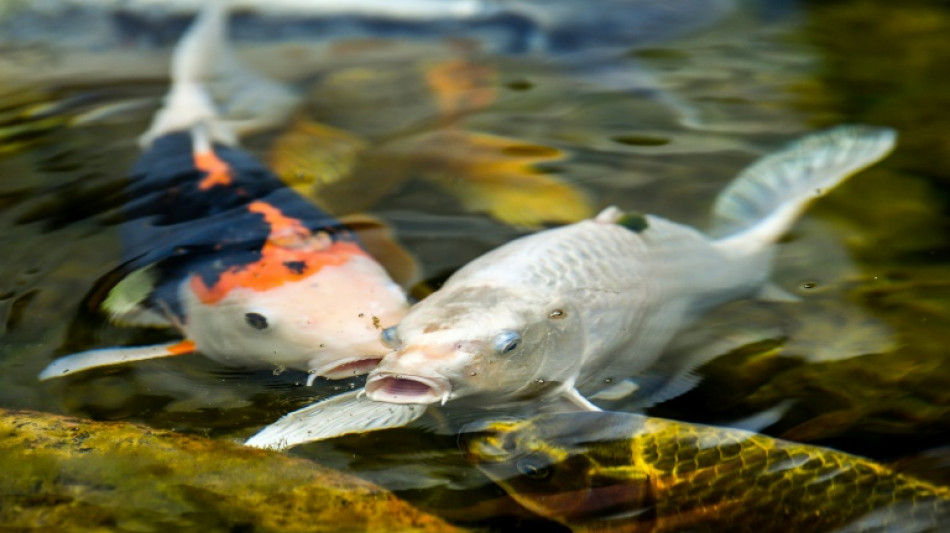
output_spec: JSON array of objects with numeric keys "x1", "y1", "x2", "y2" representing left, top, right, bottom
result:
[{"x1": 0, "y1": 408, "x2": 464, "y2": 533}]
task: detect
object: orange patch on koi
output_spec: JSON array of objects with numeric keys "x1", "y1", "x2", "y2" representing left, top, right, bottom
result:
[
  {"x1": 189, "y1": 200, "x2": 370, "y2": 304},
  {"x1": 167, "y1": 339, "x2": 197, "y2": 355},
  {"x1": 247, "y1": 201, "x2": 312, "y2": 246},
  {"x1": 195, "y1": 150, "x2": 233, "y2": 190}
]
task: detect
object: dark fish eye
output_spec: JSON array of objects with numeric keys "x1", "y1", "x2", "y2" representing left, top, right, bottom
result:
[
  {"x1": 516, "y1": 457, "x2": 551, "y2": 480},
  {"x1": 494, "y1": 331, "x2": 522, "y2": 355},
  {"x1": 381, "y1": 326, "x2": 400, "y2": 348},
  {"x1": 245, "y1": 312, "x2": 269, "y2": 330}
]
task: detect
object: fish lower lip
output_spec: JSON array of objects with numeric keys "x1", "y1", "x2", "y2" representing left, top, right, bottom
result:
[
  {"x1": 314, "y1": 357, "x2": 383, "y2": 380},
  {"x1": 365, "y1": 373, "x2": 449, "y2": 405}
]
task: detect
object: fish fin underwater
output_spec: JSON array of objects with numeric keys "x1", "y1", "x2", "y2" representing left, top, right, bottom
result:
[
  {"x1": 709, "y1": 124, "x2": 897, "y2": 246},
  {"x1": 40, "y1": 1, "x2": 409, "y2": 382},
  {"x1": 619, "y1": 124, "x2": 898, "y2": 405},
  {"x1": 245, "y1": 389, "x2": 427, "y2": 450},
  {"x1": 38, "y1": 341, "x2": 197, "y2": 381},
  {"x1": 99, "y1": 264, "x2": 174, "y2": 328},
  {"x1": 244, "y1": 381, "x2": 600, "y2": 449},
  {"x1": 591, "y1": 125, "x2": 896, "y2": 407},
  {"x1": 138, "y1": 0, "x2": 297, "y2": 148}
]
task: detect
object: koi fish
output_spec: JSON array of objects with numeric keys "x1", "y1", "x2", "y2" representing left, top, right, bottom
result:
[
  {"x1": 461, "y1": 412, "x2": 950, "y2": 532},
  {"x1": 245, "y1": 125, "x2": 896, "y2": 450},
  {"x1": 38, "y1": 2, "x2": 409, "y2": 383}
]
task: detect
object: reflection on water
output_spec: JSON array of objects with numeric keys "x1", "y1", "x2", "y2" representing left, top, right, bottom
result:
[{"x1": 1, "y1": 0, "x2": 949, "y2": 531}]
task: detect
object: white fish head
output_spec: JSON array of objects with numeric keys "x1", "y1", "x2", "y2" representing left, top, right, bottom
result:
[
  {"x1": 365, "y1": 285, "x2": 584, "y2": 405},
  {"x1": 181, "y1": 255, "x2": 409, "y2": 378}
]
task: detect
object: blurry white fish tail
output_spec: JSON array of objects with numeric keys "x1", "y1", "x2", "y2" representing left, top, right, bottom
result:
[
  {"x1": 710, "y1": 126, "x2": 897, "y2": 255},
  {"x1": 139, "y1": 0, "x2": 233, "y2": 148},
  {"x1": 139, "y1": 0, "x2": 297, "y2": 148}
]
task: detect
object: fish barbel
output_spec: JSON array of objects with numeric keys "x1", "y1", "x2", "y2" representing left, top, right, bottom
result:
[
  {"x1": 246, "y1": 125, "x2": 896, "y2": 449},
  {"x1": 461, "y1": 412, "x2": 950, "y2": 532},
  {"x1": 38, "y1": 1, "x2": 409, "y2": 383}
]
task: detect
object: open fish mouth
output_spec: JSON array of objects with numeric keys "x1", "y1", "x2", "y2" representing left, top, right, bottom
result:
[
  {"x1": 365, "y1": 373, "x2": 451, "y2": 405},
  {"x1": 314, "y1": 357, "x2": 383, "y2": 380}
]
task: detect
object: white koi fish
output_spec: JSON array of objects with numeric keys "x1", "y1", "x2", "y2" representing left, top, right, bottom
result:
[
  {"x1": 246, "y1": 125, "x2": 896, "y2": 449},
  {"x1": 38, "y1": 2, "x2": 409, "y2": 383}
]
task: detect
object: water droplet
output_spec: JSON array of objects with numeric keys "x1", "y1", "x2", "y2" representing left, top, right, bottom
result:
[
  {"x1": 536, "y1": 379, "x2": 545, "y2": 384},
  {"x1": 548, "y1": 309, "x2": 566, "y2": 319},
  {"x1": 800, "y1": 281, "x2": 817, "y2": 290},
  {"x1": 604, "y1": 378, "x2": 613, "y2": 384}
]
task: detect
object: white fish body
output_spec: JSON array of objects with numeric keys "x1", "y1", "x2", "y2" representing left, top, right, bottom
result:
[
  {"x1": 38, "y1": 1, "x2": 409, "y2": 383},
  {"x1": 246, "y1": 125, "x2": 896, "y2": 450}
]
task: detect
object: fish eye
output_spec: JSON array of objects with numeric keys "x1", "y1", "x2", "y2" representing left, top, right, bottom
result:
[
  {"x1": 244, "y1": 312, "x2": 269, "y2": 330},
  {"x1": 493, "y1": 331, "x2": 522, "y2": 355},
  {"x1": 516, "y1": 456, "x2": 551, "y2": 480},
  {"x1": 381, "y1": 326, "x2": 400, "y2": 349}
]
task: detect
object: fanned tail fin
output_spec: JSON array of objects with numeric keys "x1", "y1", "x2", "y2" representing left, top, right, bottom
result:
[
  {"x1": 710, "y1": 126, "x2": 897, "y2": 254},
  {"x1": 139, "y1": 0, "x2": 297, "y2": 148}
]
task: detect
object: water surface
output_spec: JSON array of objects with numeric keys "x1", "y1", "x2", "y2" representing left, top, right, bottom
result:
[{"x1": 1, "y1": 0, "x2": 948, "y2": 530}]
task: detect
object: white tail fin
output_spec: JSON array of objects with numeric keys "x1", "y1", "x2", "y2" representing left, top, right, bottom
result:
[
  {"x1": 710, "y1": 126, "x2": 897, "y2": 253},
  {"x1": 139, "y1": 0, "x2": 233, "y2": 147},
  {"x1": 139, "y1": 0, "x2": 297, "y2": 148}
]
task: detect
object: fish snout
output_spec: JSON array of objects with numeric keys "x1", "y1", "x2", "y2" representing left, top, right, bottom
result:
[
  {"x1": 365, "y1": 371, "x2": 452, "y2": 405},
  {"x1": 307, "y1": 336, "x2": 394, "y2": 380}
]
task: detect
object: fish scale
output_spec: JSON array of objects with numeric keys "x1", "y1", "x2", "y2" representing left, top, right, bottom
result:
[{"x1": 464, "y1": 413, "x2": 950, "y2": 533}]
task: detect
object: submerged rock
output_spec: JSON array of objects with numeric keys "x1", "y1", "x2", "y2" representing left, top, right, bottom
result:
[{"x1": 0, "y1": 408, "x2": 463, "y2": 532}]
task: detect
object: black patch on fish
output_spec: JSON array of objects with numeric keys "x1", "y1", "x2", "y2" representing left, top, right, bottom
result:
[
  {"x1": 283, "y1": 261, "x2": 307, "y2": 275},
  {"x1": 617, "y1": 212, "x2": 649, "y2": 233},
  {"x1": 106, "y1": 132, "x2": 364, "y2": 319}
]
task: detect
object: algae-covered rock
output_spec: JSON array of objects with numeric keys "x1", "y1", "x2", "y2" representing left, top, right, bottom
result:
[{"x1": 0, "y1": 408, "x2": 463, "y2": 533}]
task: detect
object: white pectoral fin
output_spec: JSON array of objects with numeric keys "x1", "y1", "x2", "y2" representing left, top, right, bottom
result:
[
  {"x1": 756, "y1": 282, "x2": 801, "y2": 303},
  {"x1": 634, "y1": 370, "x2": 703, "y2": 408},
  {"x1": 38, "y1": 340, "x2": 196, "y2": 381},
  {"x1": 102, "y1": 264, "x2": 175, "y2": 328},
  {"x1": 540, "y1": 387, "x2": 602, "y2": 413},
  {"x1": 244, "y1": 388, "x2": 427, "y2": 450},
  {"x1": 588, "y1": 378, "x2": 640, "y2": 402}
]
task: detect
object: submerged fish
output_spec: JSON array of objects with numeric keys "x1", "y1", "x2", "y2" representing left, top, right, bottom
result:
[
  {"x1": 462, "y1": 412, "x2": 950, "y2": 532},
  {"x1": 245, "y1": 125, "x2": 896, "y2": 449},
  {"x1": 38, "y1": 3, "x2": 408, "y2": 383}
]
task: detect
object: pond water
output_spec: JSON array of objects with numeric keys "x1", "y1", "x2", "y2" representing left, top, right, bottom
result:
[{"x1": 1, "y1": 0, "x2": 949, "y2": 531}]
